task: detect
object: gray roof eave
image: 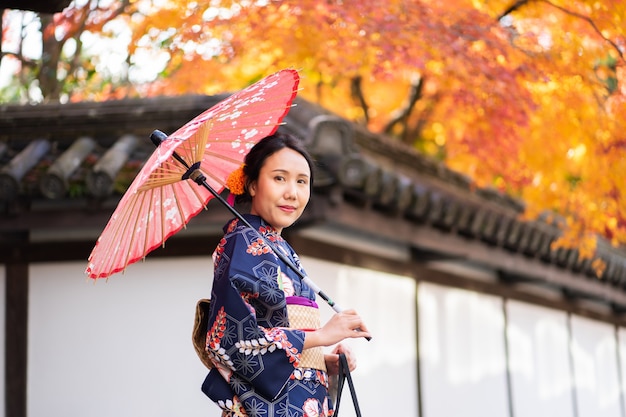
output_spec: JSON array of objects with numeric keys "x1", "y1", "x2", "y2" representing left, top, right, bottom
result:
[{"x1": 0, "y1": 94, "x2": 624, "y2": 312}]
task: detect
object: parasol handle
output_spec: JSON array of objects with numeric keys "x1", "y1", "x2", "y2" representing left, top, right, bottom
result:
[{"x1": 150, "y1": 129, "x2": 370, "y2": 341}]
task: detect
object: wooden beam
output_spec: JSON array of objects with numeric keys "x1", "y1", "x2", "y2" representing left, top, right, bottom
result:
[
  {"x1": 0, "y1": 193, "x2": 234, "y2": 233},
  {"x1": 288, "y1": 231, "x2": 626, "y2": 326},
  {"x1": 5, "y1": 260, "x2": 28, "y2": 417},
  {"x1": 314, "y1": 199, "x2": 626, "y2": 308},
  {"x1": 0, "y1": 95, "x2": 222, "y2": 142},
  {"x1": 0, "y1": 233, "x2": 225, "y2": 264}
]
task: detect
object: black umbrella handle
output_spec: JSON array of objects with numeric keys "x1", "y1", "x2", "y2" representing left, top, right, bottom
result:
[
  {"x1": 150, "y1": 130, "x2": 370, "y2": 341},
  {"x1": 151, "y1": 130, "x2": 191, "y2": 169}
]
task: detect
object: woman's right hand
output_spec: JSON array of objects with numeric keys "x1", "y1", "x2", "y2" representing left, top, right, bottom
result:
[{"x1": 304, "y1": 309, "x2": 371, "y2": 349}]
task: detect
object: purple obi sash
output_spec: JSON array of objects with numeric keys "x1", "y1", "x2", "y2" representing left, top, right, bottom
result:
[{"x1": 286, "y1": 295, "x2": 318, "y2": 308}]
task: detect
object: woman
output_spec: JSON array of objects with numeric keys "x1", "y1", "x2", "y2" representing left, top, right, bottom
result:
[{"x1": 202, "y1": 132, "x2": 371, "y2": 417}]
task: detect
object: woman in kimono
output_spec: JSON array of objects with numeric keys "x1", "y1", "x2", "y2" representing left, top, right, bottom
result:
[{"x1": 202, "y1": 132, "x2": 371, "y2": 417}]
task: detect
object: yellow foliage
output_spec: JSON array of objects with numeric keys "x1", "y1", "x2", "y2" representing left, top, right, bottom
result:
[{"x1": 54, "y1": 0, "x2": 626, "y2": 269}]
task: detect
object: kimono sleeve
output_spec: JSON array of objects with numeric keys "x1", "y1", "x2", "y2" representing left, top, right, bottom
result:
[{"x1": 206, "y1": 229, "x2": 306, "y2": 401}]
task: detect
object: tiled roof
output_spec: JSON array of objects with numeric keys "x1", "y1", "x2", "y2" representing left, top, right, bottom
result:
[
  {"x1": 1, "y1": 94, "x2": 625, "y2": 311},
  {"x1": 0, "y1": 95, "x2": 229, "y2": 208}
]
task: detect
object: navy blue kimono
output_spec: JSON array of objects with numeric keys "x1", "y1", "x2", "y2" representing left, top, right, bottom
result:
[{"x1": 202, "y1": 214, "x2": 333, "y2": 417}]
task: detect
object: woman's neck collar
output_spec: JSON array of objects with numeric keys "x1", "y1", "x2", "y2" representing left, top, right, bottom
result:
[{"x1": 245, "y1": 213, "x2": 281, "y2": 235}]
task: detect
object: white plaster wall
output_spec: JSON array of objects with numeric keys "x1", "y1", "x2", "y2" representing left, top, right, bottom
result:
[
  {"x1": 617, "y1": 327, "x2": 626, "y2": 414},
  {"x1": 302, "y1": 256, "x2": 419, "y2": 417},
  {"x1": 27, "y1": 255, "x2": 418, "y2": 417},
  {"x1": 28, "y1": 258, "x2": 217, "y2": 417},
  {"x1": 506, "y1": 300, "x2": 575, "y2": 417},
  {"x1": 570, "y1": 315, "x2": 622, "y2": 417},
  {"x1": 418, "y1": 282, "x2": 510, "y2": 417}
]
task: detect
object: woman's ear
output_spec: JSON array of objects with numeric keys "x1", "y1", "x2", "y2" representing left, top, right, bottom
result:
[{"x1": 248, "y1": 181, "x2": 256, "y2": 197}]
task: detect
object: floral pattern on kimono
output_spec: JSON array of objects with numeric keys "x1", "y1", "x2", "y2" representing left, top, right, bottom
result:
[{"x1": 202, "y1": 214, "x2": 334, "y2": 417}]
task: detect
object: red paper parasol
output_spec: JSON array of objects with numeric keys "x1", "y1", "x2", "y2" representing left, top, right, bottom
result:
[
  {"x1": 86, "y1": 69, "x2": 300, "y2": 279},
  {"x1": 86, "y1": 69, "x2": 370, "y2": 340}
]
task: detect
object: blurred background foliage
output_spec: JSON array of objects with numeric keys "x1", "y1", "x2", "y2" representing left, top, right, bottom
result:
[{"x1": 2, "y1": 0, "x2": 626, "y2": 266}]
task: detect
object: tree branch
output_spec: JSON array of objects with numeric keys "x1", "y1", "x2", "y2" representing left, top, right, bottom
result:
[
  {"x1": 405, "y1": 92, "x2": 440, "y2": 146},
  {"x1": 0, "y1": 51, "x2": 38, "y2": 68},
  {"x1": 383, "y1": 75, "x2": 424, "y2": 140},
  {"x1": 350, "y1": 75, "x2": 369, "y2": 124},
  {"x1": 498, "y1": 0, "x2": 531, "y2": 21},
  {"x1": 500, "y1": 0, "x2": 624, "y2": 61}
]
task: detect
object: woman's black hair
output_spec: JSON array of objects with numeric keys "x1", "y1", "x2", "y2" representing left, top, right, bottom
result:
[{"x1": 236, "y1": 131, "x2": 314, "y2": 204}]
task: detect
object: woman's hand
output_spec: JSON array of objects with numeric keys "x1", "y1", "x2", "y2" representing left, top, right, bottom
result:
[
  {"x1": 325, "y1": 343, "x2": 357, "y2": 375},
  {"x1": 304, "y1": 309, "x2": 371, "y2": 349}
]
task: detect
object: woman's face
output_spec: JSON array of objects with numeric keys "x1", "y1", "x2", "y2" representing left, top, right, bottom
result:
[{"x1": 249, "y1": 147, "x2": 311, "y2": 234}]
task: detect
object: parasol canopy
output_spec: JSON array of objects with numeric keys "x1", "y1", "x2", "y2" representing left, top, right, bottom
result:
[{"x1": 86, "y1": 69, "x2": 300, "y2": 279}]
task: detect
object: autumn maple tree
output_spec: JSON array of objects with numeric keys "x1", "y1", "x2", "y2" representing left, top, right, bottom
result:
[
  {"x1": 2, "y1": 0, "x2": 626, "y2": 266},
  {"x1": 0, "y1": 0, "x2": 136, "y2": 102},
  {"x1": 128, "y1": 0, "x2": 626, "y2": 265}
]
